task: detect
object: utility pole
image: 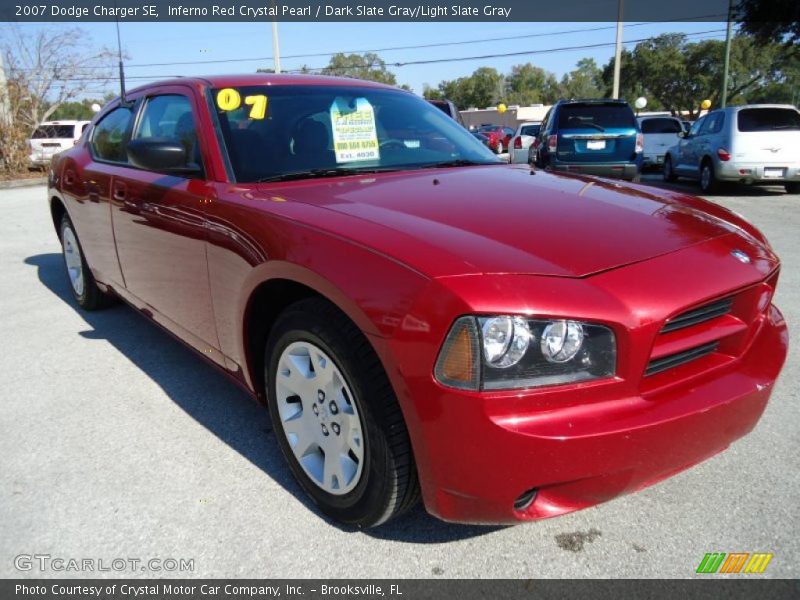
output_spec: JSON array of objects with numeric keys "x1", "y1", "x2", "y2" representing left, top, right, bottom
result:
[
  {"x1": 271, "y1": 20, "x2": 281, "y2": 73},
  {"x1": 721, "y1": 0, "x2": 734, "y2": 107},
  {"x1": 612, "y1": 0, "x2": 624, "y2": 99}
]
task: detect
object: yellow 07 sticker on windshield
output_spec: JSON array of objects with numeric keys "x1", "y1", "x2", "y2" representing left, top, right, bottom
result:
[{"x1": 216, "y1": 88, "x2": 268, "y2": 120}]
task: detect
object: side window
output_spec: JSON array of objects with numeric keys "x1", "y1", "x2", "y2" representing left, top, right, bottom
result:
[
  {"x1": 91, "y1": 107, "x2": 133, "y2": 163},
  {"x1": 133, "y1": 94, "x2": 202, "y2": 172},
  {"x1": 540, "y1": 109, "x2": 552, "y2": 134},
  {"x1": 698, "y1": 113, "x2": 718, "y2": 135},
  {"x1": 709, "y1": 112, "x2": 725, "y2": 134},
  {"x1": 689, "y1": 116, "x2": 705, "y2": 137}
]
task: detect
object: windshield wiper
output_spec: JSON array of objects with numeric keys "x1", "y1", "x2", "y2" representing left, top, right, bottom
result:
[
  {"x1": 581, "y1": 122, "x2": 606, "y2": 132},
  {"x1": 256, "y1": 167, "x2": 396, "y2": 183}
]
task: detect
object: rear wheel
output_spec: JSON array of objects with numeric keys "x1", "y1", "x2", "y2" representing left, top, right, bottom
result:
[
  {"x1": 785, "y1": 182, "x2": 800, "y2": 194},
  {"x1": 699, "y1": 160, "x2": 720, "y2": 194},
  {"x1": 663, "y1": 155, "x2": 677, "y2": 182},
  {"x1": 60, "y1": 216, "x2": 115, "y2": 310},
  {"x1": 265, "y1": 298, "x2": 419, "y2": 528}
]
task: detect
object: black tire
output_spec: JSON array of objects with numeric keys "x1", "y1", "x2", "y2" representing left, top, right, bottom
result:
[
  {"x1": 699, "y1": 159, "x2": 720, "y2": 194},
  {"x1": 265, "y1": 298, "x2": 420, "y2": 528},
  {"x1": 785, "y1": 182, "x2": 800, "y2": 194},
  {"x1": 59, "y1": 215, "x2": 115, "y2": 310},
  {"x1": 663, "y1": 155, "x2": 677, "y2": 182}
]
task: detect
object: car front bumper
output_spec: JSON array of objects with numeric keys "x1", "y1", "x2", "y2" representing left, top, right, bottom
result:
[{"x1": 385, "y1": 296, "x2": 787, "y2": 524}]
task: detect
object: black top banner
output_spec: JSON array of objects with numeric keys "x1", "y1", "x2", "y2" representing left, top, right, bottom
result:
[{"x1": 3, "y1": 0, "x2": 740, "y2": 23}]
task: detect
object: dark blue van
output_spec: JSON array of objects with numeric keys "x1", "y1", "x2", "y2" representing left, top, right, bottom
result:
[{"x1": 531, "y1": 99, "x2": 643, "y2": 181}]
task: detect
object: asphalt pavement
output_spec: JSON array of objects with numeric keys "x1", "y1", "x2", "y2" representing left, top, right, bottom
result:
[{"x1": 1, "y1": 177, "x2": 797, "y2": 578}]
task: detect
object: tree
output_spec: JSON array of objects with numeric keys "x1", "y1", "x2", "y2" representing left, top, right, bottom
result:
[
  {"x1": 736, "y1": 0, "x2": 800, "y2": 46},
  {"x1": 430, "y1": 67, "x2": 505, "y2": 109},
  {"x1": 1, "y1": 25, "x2": 116, "y2": 134},
  {"x1": 559, "y1": 58, "x2": 603, "y2": 100},
  {"x1": 0, "y1": 25, "x2": 116, "y2": 174},
  {"x1": 505, "y1": 63, "x2": 559, "y2": 105},
  {"x1": 321, "y1": 53, "x2": 397, "y2": 85}
]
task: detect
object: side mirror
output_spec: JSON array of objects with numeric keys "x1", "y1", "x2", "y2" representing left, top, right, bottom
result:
[
  {"x1": 127, "y1": 138, "x2": 201, "y2": 175},
  {"x1": 678, "y1": 131, "x2": 687, "y2": 139}
]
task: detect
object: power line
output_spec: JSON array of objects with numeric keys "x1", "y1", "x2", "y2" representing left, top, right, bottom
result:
[
  {"x1": 6, "y1": 16, "x2": 729, "y2": 72},
  {"x1": 14, "y1": 29, "x2": 728, "y2": 85}
]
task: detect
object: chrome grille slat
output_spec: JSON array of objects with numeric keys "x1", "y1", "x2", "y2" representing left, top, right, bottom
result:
[
  {"x1": 661, "y1": 297, "x2": 733, "y2": 333},
  {"x1": 645, "y1": 342, "x2": 719, "y2": 377}
]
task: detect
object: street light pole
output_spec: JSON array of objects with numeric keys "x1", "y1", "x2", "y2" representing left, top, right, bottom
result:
[
  {"x1": 721, "y1": 0, "x2": 734, "y2": 107},
  {"x1": 612, "y1": 0, "x2": 624, "y2": 99}
]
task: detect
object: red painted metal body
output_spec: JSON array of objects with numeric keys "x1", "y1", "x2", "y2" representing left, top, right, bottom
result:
[{"x1": 48, "y1": 75, "x2": 788, "y2": 523}]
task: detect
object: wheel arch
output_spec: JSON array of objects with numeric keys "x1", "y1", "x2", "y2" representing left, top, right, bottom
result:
[
  {"x1": 50, "y1": 195, "x2": 67, "y2": 237},
  {"x1": 239, "y1": 266, "x2": 390, "y2": 403}
]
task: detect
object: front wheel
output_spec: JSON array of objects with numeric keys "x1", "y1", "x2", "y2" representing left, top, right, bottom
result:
[
  {"x1": 663, "y1": 155, "x2": 677, "y2": 182},
  {"x1": 266, "y1": 298, "x2": 419, "y2": 528}
]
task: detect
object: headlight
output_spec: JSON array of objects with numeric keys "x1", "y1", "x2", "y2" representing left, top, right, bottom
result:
[{"x1": 434, "y1": 315, "x2": 616, "y2": 391}]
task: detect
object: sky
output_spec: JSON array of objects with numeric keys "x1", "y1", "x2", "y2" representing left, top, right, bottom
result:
[{"x1": 5, "y1": 20, "x2": 729, "y2": 97}]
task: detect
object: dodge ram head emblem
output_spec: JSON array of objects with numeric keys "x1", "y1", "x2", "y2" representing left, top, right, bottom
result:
[{"x1": 731, "y1": 249, "x2": 751, "y2": 264}]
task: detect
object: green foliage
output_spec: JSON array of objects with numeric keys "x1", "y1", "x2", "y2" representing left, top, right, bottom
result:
[
  {"x1": 506, "y1": 63, "x2": 559, "y2": 105},
  {"x1": 49, "y1": 98, "x2": 106, "y2": 121},
  {"x1": 321, "y1": 53, "x2": 398, "y2": 85},
  {"x1": 736, "y1": 0, "x2": 800, "y2": 46}
]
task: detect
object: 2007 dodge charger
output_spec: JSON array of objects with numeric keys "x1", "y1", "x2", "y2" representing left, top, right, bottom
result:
[{"x1": 48, "y1": 74, "x2": 788, "y2": 528}]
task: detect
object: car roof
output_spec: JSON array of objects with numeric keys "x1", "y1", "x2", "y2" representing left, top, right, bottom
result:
[
  {"x1": 637, "y1": 115, "x2": 681, "y2": 121},
  {"x1": 125, "y1": 73, "x2": 400, "y2": 95},
  {"x1": 556, "y1": 98, "x2": 629, "y2": 105}
]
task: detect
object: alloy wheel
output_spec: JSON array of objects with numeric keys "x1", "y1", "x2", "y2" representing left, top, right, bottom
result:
[{"x1": 62, "y1": 224, "x2": 85, "y2": 297}]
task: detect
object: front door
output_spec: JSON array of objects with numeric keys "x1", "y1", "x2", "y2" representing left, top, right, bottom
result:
[{"x1": 111, "y1": 87, "x2": 223, "y2": 364}]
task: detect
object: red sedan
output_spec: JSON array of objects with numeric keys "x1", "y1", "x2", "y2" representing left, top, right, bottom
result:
[
  {"x1": 48, "y1": 74, "x2": 788, "y2": 528},
  {"x1": 475, "y1": 124, "x2": 515, "y2": 154}
]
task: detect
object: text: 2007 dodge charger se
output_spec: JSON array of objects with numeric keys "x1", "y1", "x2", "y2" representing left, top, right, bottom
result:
[{"x1": 48, "y1": 75, "x2": 788, "y2": 528}]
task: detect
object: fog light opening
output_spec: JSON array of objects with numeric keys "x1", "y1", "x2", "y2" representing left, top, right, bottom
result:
[{"x1": 513, "y1": 488, "x2": 538, "y2": 512}]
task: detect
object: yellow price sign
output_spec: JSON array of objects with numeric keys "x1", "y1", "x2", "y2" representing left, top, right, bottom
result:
[{"x1": 216, "y1": 88, "x2": 268, "y2": 120}]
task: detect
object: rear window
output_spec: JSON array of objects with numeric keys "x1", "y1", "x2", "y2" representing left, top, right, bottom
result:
[
  {"x1": 640, "y1": 118, "x2": 682, "y2": 134},
  {"x1": 737, "y1": 108, "x2": 800, "y2": 132},
  {"x1": 520, "y1": 124, "x2": 540, "y2": 136},
  {"x1": 32, "y1": 125, "x2": 75, "y2": 139},
  {"x1": 558, "y1": 104, "x2": 636, "y2": 130}
]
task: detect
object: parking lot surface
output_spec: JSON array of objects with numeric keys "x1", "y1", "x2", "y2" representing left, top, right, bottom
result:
[{"x1": 1, "y1": 178, "x2": 798, "y2": 578}]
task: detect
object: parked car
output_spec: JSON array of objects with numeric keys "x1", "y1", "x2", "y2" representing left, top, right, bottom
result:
[
  {"x1": 637, "y1": 116, "x2": 684, "y2": 170},
  {"x1": 49, "y1": 74, "x2": 787, "y2": 528},
  {"x1": 29, "y1": 120, "x2": 91, "y2": 168},
  {"x1": 509, "y1": 121, "x2": 541, "y2": 164},
  {"x1": 532, "y1": 99, "x2": 643, "y2": 181},
  {"x1": 664, "y1": 104, "x2": 800, "y2": 194},
  {"x1": 476, "y1": 124, "x2": 515, "y2": 154},
  {"x1": 470, "y1": 131, "x2": 492, "y2": 150},
  {"x1": 427, "y1": 98, "x2": 466, "y2": 128}
]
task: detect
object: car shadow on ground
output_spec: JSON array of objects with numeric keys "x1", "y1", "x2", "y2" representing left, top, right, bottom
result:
[{"x1": 25, "y1": 252, "x2": 504, "y2": 544}]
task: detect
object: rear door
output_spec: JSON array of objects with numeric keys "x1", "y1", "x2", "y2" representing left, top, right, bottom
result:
[
  {"x1": 676, "y1": 116, "x2": 706, "y2": 174},
  {"x1": 733, "y1": 107, "x2": 800, "y2": 166},
  {"x1": 555, "y1": 102, "x2": 637, "y2": 163},
  {"x1": 110, "y1": 86, "x2": 224, "y2": 365}
]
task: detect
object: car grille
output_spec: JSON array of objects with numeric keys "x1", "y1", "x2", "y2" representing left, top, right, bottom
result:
[
  {"x1": 660, "y1": 297, "x2": 733, "y2": 333},
  {"x1": 644, "y1": 271, "x2": 778, "y2": 381}
]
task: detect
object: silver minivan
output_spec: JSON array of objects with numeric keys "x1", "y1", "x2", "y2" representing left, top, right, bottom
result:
[{"x1": 663, "y1": 104, "x2": 800, "y2": 194}]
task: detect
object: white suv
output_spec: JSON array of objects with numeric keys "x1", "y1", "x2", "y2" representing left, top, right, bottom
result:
[{"x1": 29, "y1": 120, "x2": 91, "y2": 168}]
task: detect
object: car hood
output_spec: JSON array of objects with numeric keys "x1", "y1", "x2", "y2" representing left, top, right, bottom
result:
[{"x1": 256, "y1": 165, "x2": 754, "y2": 279}]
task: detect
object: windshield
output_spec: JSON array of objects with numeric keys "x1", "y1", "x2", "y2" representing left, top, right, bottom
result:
[
  {"x1": 32, "y1": 125, "x2": 75, "y2": 139},
  {"x1": 640, "y1": 118, "x2": 682, "y2": 134},
  {"x1": 558, "y1": 103, "x2": 636, "y2": 130},
  {"x1": 211, "y1": 85, "x2": 500, "y2": 182},
  {"x1": 737, "y1": 108, "x2": 800, "y2": 132}
]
